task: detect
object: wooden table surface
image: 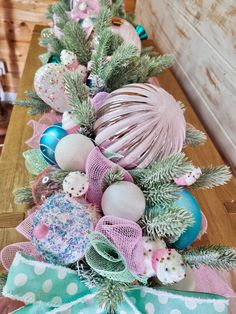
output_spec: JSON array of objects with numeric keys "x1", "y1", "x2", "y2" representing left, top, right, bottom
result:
[{"x1": 0, "y1": 25, "x2": 236, "y2": 253}]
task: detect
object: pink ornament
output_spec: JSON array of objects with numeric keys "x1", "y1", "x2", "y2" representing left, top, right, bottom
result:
[
  {"x1": 174, "y1": 167, "x2": 202, "y2": 186},
  {"x1": 34, "y1": 64, "x2": 71, "y2": 113},
  {"x1": 70, "y1": 0, "x2": 100, "y2": 21},
  {"x1": 91, "y1": 92, "x2": 109, "y2": 111},
  {"x1": 33, "y1": 222, "x2": 49, "y2": 240},
  {"x1": 110, "y1": 17, "x2": 141, "y2": 54},
  {"x1": 94, "y1": 84, "x2": 186, "y2": 169}
]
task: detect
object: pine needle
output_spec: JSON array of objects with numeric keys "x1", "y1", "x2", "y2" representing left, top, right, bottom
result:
[
  {"x1": 182, "y1": 246, "x2": 236, "y2": 270},
  {"x1": 192, "y1": 166, "x2": 232, "y2": 189},
  {"x1": 14, "y1": 187, "x2": 34, "y2": 205},
  {"x1": 0, "y1": 273, "x2": 8, "y2": 296},
  {"x1": 51, "y1": 170, "x2": 70, "y2": 184},
  {"x1": 95, "y1": 4, "x2": 112, "y2": 35},
  {"x1": 185, "y1": 127, "x2": 207, "y2": 146},
  {"x1": 103, "y1": 168, "x2": 124, "y2": 190}
]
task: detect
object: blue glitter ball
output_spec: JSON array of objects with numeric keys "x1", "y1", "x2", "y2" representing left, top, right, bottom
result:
[
  {"x1": 40, "y1": 123, "x2": 68, "y2": 165},
  {"x1": 172, "y1": 189, "x2": 202, "y2": 249}
]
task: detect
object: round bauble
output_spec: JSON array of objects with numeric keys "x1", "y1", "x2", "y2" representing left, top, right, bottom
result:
[
  {"x1": 55, "y1": 133, "x2": 95, "y2": 172},
  {"x1": 34, "y1": 64, "x2": 71, "y2": 113},
  {"x1": 94, "y1": 84, "x2": 186, "y2": 169},
  {"x1": 63, "y1": 171, "x2": 89, "y2": 197},
  {"x1": 39, "y1": 123, "x2": 68, "y2": 165},
  {"x1": 111, "y1": 17, "x2": 141, "y2": 54},
  {"x1": 172, "y1": 189, "x2": 202, "y2": 249},
  {"x1": 101, "y1": 181, "x2": 145, "y2": 221},
  {"x1": 32, "y1": 193, "x2": 98, "y2": 265}
]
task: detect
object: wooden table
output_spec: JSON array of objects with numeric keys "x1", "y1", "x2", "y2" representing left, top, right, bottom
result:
[{"x1": 0, "y1": 25, "x2": 236, "y2": 252}]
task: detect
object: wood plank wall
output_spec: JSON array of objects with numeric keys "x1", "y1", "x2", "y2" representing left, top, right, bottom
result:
[
  {"x1": 0, "y1": 0, "x2": 136, "y2": 93},
  {"x1": 135, "y1": 0, "x2": 236, "y2": 175}
]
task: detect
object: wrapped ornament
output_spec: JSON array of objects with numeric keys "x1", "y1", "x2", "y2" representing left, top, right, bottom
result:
[
  {"x1": 101, "y1": 181, "x2": 146, "y2": 222},
  {"x1": 32, "y1": 194, "x2": 99, "y2": 265},
  {"x1": 174, "y1": 166, "x2": 202, "y2": 186},
  {"x1": 55, "y1": 134, "x2": 95, "y2": 171},
  {"x1": 62, "y1": 111, "x2": 80, "y2": 134},
  {"x1": 39, "y1": 123, "x2": 68, "y2": 165},
  {"x1": 63, "y1": 171, "x2": 89, "y2": 197},
  {"x1": 94, "y1": 84, "x2": 186, "y2": 169},
  {"x1": 60, "y1": 50, "x2": 87, "y2": 77},
  {"x1": 110, "y1": 17, "x2": 141, "y2": 54},
  {"x1": 34, "y1": 64, "x2": 71, "y2": 113}
]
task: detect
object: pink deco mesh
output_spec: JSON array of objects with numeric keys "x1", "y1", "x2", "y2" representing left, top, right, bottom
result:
[
  {"x1": 95, "y1": 215, "x2": 144, "y2": 274},
  {"x1": 16, "y1": 213, "x2": 35, "y2": 240},
  {"x1": 85, "y1": 147, "x2": 133, "y2": 208},
  {"x1": 0, "y1": 242, "x2": 43, "y2": 271}
]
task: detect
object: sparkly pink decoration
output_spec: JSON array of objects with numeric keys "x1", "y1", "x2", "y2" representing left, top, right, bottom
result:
[
  {"x1": 51, "y1": 13, "x2": 64, "y2": 39},
  {"x1": 70, "y1": 0, "x2": 100, "y2": 21},
  {"x1": 85, "y1": 147, "x2": 133, "y2": 208},
  {"x1": 34, "y1": 64, "x2": 71, "y2": 113},
  {"x1": 174, "y1": 166, "x2": 202, "y2": 186},
  {"x1": 33, "y1": 222, "x2": 49, "y2": 240},
  {"x1": 94, "y1": 84, "x2": 186, "y2": 169},
  {"x1": 95, "y1": 216, "x2": 144, "y2": 274}
]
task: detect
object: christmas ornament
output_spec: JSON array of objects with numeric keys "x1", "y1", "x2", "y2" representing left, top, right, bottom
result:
[
  {"x1": 170, "y1": 266, "x2": 196, "y2": 291},
  {"x1": 111, "y1": 17, "x2": 141, "y2": 54},
  {"x1": 48, "y1": 54, "x2": 61, "y2": 64},
  {"x1": 60, "y1": 50, "x2": 87, "y2": 77},
  {"x1": 32, "y1": 166, "x2": 62, "y2": 205},
  {"x1": 62, "y1": 111, "x2": 80, "y2": 134},
  {"x1": 55, "y1": 134, "x2": 95, "y2": 171},
  {"x1": 94, "y1": 84, "x2": 186, "y2": 169},
  {"x1": 34, "y1": 64, "x2": 71, "y2": 113},
  {"x1": 23, "y1": 149, "x2": 49, "y2": 176},
  {"x1": 32, "y1": 194, "x2": 98, "y2": 265},
  {"x1": 101, "y1": 181, "x2": 146, "y2": 222},
  {"x1": 39, "y1": 123, "x2": 68, "y2": 165},
  {"x1": 63, "y1": 171, "x2": 89, "y2": 197},
  {"x1": 135, "y1": 24, "x2": 148, "y2": 40},
  {"x1": 174, "y1": 166, "x2": 202, "y2": 186},
  {"x1": 172, "y1": 189, "x2": 202, "y2": 249}
]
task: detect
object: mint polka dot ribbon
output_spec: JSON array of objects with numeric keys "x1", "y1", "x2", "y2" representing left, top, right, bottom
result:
[{"x1": 3, "y1": 253, "x2": 228, "y2": 314}]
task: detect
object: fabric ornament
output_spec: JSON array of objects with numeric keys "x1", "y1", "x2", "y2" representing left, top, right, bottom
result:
[
  {"x1": 174, "y1": 166, "x2": 202, "y2": 186},
  {"x1": 63, "y1": 171, "x2": 89, "y2": 197}
]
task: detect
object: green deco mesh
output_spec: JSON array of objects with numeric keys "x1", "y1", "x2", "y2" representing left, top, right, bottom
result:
[
  {"x1": 85, "y1": 232, "x2": 146, "y2": 284},
  {"x1": 23, "y1": 149, "x2": 49, "y2": 176}
]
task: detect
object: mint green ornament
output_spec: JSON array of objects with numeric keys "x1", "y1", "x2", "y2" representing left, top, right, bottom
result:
[{"x1": 23, "y1": 149, "x2": 49, "y2": 176}]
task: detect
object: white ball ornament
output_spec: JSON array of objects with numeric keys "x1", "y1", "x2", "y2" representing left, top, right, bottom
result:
[
  {"x1": 55, "y1": 134, "x2": 95, "y2": 172},
  {"x1": 101, "y1": 181, "x2": 145, "y2": 222},
  {"x1": 63, "y1": 171, "x2": 89, "y2": 197}
]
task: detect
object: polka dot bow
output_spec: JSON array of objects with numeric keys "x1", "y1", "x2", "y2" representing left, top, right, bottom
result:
[{"x1": 2, "y1": 253, "x2": 228, "y2": 314}]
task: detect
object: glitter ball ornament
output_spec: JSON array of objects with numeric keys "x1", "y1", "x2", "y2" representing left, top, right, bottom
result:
[
  {"x1": 32, "y1": 194, "x2": 98, "y2": 265},
  {"x1": 40, "y1": 123, "x2": 68, "y2": 165},
  {"x1": 111, "y1": 17, "x2": 141, "y2": 54},
  {"x1": 101, "y1": 181, "x2": 146, "y2": 222},
  {"x1": 172, "y1": 189, "x2": 202, "y2": 249},
  {"x1": 94, "y1": 84, "x2": 186, "y2": 169},
  {"x1": 55, "y1": 134, "x2": 95, "y2": 172},
  {"x1": 63, "y1": 171, "x2": 89, "y2": 197},
  {"x1": 34, "y1": 64, "x2": 71, "y2": 113}
]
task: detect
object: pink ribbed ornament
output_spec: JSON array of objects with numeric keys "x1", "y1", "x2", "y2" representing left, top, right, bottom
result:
[
  {"x1": 94, "y1": 83, "x2": 186, "y2": 169},
  {"x1": 95, "y1": 216, "x2": 144, "y2": 274},
  {"x1": 85, "y1": 147, "x2": 133, "y2": 208}
]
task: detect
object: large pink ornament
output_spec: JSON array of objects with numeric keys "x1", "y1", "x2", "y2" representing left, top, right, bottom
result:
[
  {"x1": 34, "y1": 64, "x2": 71, "y2": 113},
  {"x1": 94, "y1": 83, "x2": 186, "y2": 169},
  {"x1": 110, "y1": 17, "x2": 141, "y2": 54}
]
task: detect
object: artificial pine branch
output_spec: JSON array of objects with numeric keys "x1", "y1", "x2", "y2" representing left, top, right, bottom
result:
[
  {"x1": 146, "y1": 54, "x2": 174, "y2": 77},
  {"x1": 97, "y1": 278, "x2": 129, "y2": 314},
  {"x1": 182, "y1": 246, "x2": 236, "y2": 271},
  {"x1": 51, "y1": 170, "x2": 70, "y2": 184},
  {"x1": 130, "y1": 153, "x2": 193, "y2": 188},
  {"x1": 77, "y1": 262, "x2": 102, "y2": 289},
  {"x1": 185, "y1": 126, "x2": 207, "y2": 146},
  {"x1": 14, "y1": 91, "x2": 51, "y2": 115},
  {"x1": 143, "y1": 206, "x2": 194, "y2": 241},
  {"x1": 63, "y1": 21, "x2": 92, "y2": 65},
  {"x1": 53, "y1": 1, "x2": 70, "y2": 29},
  {"x1": 110, "y1": 0, "x2": 126, "y2": 19},
  {"x1": 95, "y1": 3, "x2": 112, "y2": 35},
  {"x1": 39, "y1": 34, "x2": 64, "y2": 55},
  {"x1": 14, "y1": 187, "x2": 34, "y2": 205},
  {"x1": 103, "y1": 168, "x2": 124, "y2": 190},
  {"x1": 0, "y1": 273, "x2": 8, "y2": 296},
  {"x1": 141, "y1": 46, "x2": 159, "y2": 57},
  {"x1": 64, "y1": 71, "x2": 96, "y2": 134},
  {"x1": 191, "y1": 166, "x2": 232, "y2": 189}
]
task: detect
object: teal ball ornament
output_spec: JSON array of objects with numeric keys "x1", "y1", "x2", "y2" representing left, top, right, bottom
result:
[
  {"x1": 173, "y1": 189, "x2": 202, "y2": 249},
  {"x1": 48, "y1": 54, "x2": 61, "y2": 64},
  {"x1": 40, "y1": 123, "x2": 68, "y2": 165},
  {"x1": 135, "y1": 24, "x2": 148, "y2": 40}
]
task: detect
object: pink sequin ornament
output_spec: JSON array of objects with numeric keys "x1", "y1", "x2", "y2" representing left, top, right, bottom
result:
[
  {"x1": 34, "y1": 64, "x2": 71, "y2": 113},
  {"x1": 96, "y1": 216, "x2": 144, "y2": 274},
  {"x1": 32, "y1": 166, "x2": 63, "y2": 205},
  {"x1": 94, "y1": 84, "x2": 186, "y2": 169},
  {"x1": 85, "y1": 147, "x2": 133, "y2": 208}
]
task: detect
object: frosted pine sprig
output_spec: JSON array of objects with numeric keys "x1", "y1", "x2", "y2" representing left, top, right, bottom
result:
[
  {"x1": 103, "y1": 168, "x2": 124, "y2": 190},
  {"x1": 14, "y1": 91, "x2": 51, "y2": 115},
  {"x1": 185, "y1": 126, "x2": 207, "y2": 146}
]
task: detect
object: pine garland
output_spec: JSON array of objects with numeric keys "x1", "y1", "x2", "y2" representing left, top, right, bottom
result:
[
  {"x1": 64, "y1": 71, "x2": 96, "y2": 135},
  {"x1": 14, "y1": 91, "x2": 51, "y2": 115},
  {"x1": 103, "y1": 168, "x2": 124, "y2": 190},
  {"x1": 51, "y1": 170, "x2": 70, "y2": 184},
  {"x1": 146, "y1": 54, "x2": 174, "y2": 77},
  {"x1": 39, "y1": 34, "x2": 64, "y2": 55},
  {"x1": 63, "y1": 21, "x2": 92, "y2": 65},
  {"x1": 0, "y1": 273, "x2": 8, "y2": 296},
  {"x1": 77, "y1": 262, "x2": 102, "y2": 289},
  {"x1": 143, "y1": 206, "x2": 194, "y2": 241},
  {"x1": 192, "y1": 166, "x2": 232, "y2": 189},
  {"x1": 185, "y1": 127, "x2": 207, "y2": 146},
  {"x1": 182, "y1": 246, "x2": 236, "y2": 271},
  {"x1": 14, "y1": 187, "x2": 34, "y2": 205},
  {"x1": 95, "y1": 3, "x2": 112, "y2": 35},
  {"x1": 52, "y1": 1, "x2": 70, "y2": 29}
]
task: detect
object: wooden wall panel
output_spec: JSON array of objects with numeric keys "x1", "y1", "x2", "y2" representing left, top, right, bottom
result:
[{"x1": 135, "y1": 0, "x2": 236, "y2": 174}]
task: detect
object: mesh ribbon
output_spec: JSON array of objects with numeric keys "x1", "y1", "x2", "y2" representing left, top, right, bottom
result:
[
  {"x1": 85, "y1": 147, "x2": 133, "y2": 208},
  {"x1": 16, "y1": 213, "x2": 35, "y2": 241},
  {"x1": 85, "y1": 232, "x2": 146, "y2": 283},
  {"x1": 95, "y1": 216, "x2": 144, "y2": 274}
]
